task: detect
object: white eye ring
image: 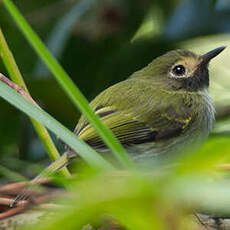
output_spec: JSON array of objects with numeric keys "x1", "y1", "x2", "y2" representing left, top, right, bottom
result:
[{"x1": 170, "y1": 65, "x2": 187, "y2": 78}]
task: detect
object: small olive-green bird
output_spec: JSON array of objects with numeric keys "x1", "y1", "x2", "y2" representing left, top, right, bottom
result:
[
  {"x1": 12, "y1": 46, "x2": 226, "y2": 206},
  {"x1": 67, "y1": 46, "x2": 226, "y2": 162}
]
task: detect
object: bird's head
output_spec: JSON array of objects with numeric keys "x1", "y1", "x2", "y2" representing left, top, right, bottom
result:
[{"x1": 142, "y1": 46, "x2": 226, "y2": 91}]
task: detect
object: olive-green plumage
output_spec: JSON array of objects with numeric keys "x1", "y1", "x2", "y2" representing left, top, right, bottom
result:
[
  {"x1": 70, "y1": 47, "x2": 226, "y2": 162},
  {"x1": 12, "y1": 47, "x2": 227, "y2": 206},
  {"x1": 12, "y1": 47, "x2": 225, "y2": 206}
]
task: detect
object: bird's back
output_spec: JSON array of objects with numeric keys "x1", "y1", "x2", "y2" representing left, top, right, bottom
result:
[{"x1": 74, "y1": 78, "x2": 214, "y2": 161}]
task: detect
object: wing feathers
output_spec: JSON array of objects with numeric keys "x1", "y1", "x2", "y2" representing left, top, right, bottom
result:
[
  {"x1": 85, "y1": 119, "x2": 157, "y2": 151},
  {"x1": 75, "y1": 103, "x2": 192, "y2": 152}
]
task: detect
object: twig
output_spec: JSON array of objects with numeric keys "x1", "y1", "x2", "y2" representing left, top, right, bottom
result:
[
  {"x1": 194, "y1": 213, "x2": 209, "y2": 229},
  {"x1": 0, "y1": 206, "x2": 27, "y2": 220},
  {"x1": 0, "y1": 74, "x2": 73, "y2": 206},
  {"x1": 0, "y1": 178, "x2": 51, "y2": 194},
  {"x1": 0, "y1": 28, "x2": 70, "y2": 176},
  {"x1": 0, "y1": 73, "x2": 40, "y2": 107},
  {"x1": 0, "y1": 196, "x2": 28, "y2": 207},
  {"x1": 0, "y1": 179, "x2": 63, "y2": 220},
  {"x1": 11, "y1": 152, "x2": 73, "y2": 207}
]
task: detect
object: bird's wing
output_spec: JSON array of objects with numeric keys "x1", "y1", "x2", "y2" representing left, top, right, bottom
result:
[{"x1": 75, "y1": 79, "x2": 194, "y2": 152}]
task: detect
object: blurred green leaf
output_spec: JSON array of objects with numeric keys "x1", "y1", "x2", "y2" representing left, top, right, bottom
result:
[
  {"x1": 0, "y1": 164, "x2": 27, "y2": 182},
  {"x1": 3, "y1": 0, "x2": 133, "y2": 168},
  {"x1": 26, "y1": 169, "x2": 230, "y2": 230},
  {"x1": 210, "y1": 0, "x2": 218, "y2": 9},
  {"x1": 131, "y1": 6, "x2": 163, "y2": 42},
  {"x1": 0, "y1": 79, "x2": 114, "y2": 170},
  {"x1": 174, "y1": 136, "x2": 230, "y2": 173},
  {"x1": 33, "y1": 0, "x2": 94, "y2": 77},
  {"x1": 1, "y1": 1, "x2": 230, "y2": 229}
]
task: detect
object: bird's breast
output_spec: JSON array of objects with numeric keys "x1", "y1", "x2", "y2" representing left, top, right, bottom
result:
[
  {"x1": 192, "y1": 89, "x2": 215, "y2": 136},
  {"x1": 131, "y1": 89, "x2": 215, "y2": 162}
]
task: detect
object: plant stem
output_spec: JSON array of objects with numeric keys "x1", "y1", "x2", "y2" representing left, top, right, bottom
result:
[
  {"x1": 0, "y1": 80, "x2": 115, "y2": 170},
  {"x1": 0, "y1": 28, "x2": 70, "y2": 178},
  {"x1": 3, "y1": 0, "x2": 134, "y2": 168}
]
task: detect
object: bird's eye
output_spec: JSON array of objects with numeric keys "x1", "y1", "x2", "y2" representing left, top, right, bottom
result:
[{"x1": 172, "y1": 65, "x2": 186, "y2": 76}]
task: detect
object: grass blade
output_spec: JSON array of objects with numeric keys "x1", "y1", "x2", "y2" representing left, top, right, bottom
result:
[
  {"x1": 0, "y1": 80, "x2": 114, "y2": 171},
  {"x1": 34, "y1": 0, "x2": 94, "y2": 77},
  {"x1": 3, "y1": 0, "x2": 133, "y2": 168},
  {"x1": 0, "y1": 28, "x2": 70, "y2": 177}
]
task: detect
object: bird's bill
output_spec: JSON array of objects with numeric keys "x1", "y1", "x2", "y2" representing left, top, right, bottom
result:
[{"x1": 201, "y1": 46, "x2": 226, "y2": 64}]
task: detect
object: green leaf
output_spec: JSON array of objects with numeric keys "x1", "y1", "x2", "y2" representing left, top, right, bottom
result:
[
  {"x1": 0, "y1": 28, "x2": 70, "y2": 177},
  {"x1": 3, "y1": 0, "x2": 133, "y2": 169},
  {"x1": 0, "y1": 80, "x2": 114, "y2": 171},
  {"x1": 33, "y1": 0, "x2": 94, "y2": 77}
]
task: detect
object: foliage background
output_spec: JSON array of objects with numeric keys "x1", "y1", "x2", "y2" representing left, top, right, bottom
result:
[
  {"x1": 0, "y1": 0, "x2": 230, "y2": 229},
  {"x1": 0, "y1": 0, "x2": 230, "y2": 218}
]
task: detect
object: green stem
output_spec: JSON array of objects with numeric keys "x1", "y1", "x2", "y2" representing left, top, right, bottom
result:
[
  {"x1": 0, "y1": 80, "x2": 114, "y2": 170},
  {"x1": 3, "y1": 0, "x2": 134, "y2": 168},
  {"x1": 0, "y1": 28, "x2": 71, "y2": 178}
]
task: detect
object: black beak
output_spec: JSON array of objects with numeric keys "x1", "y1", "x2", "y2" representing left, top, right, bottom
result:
[{"x1": 201, "y1": 46, "x2": 226, "y2": 64}]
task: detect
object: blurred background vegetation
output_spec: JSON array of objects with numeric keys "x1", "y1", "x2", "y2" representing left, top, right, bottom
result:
[
  {"x1": 1, "y1": 0, "x2": 230, "y2": 229},
  {"x1": 0, "y1": 0, "x2": 230, "y2": 179}
]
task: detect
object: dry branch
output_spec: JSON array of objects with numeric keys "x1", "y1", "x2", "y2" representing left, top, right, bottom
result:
[{"x1": 0, "y1": 73, "x2": 40, "y2": 108}]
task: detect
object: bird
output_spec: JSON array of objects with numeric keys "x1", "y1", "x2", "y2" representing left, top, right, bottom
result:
[
  {"x1": 11, "y1": 46, "x2": 226, "y2": 206},
  {"x1": 66, "y1": 46, "x2": 225, "y2": 164}
]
